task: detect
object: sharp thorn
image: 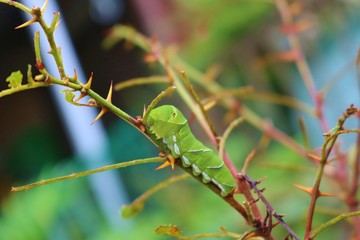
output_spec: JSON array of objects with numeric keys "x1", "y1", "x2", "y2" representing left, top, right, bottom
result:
[
  {"x1": 319, "y1": 191, "x2": 336, "y2": 197},
  {"x1": 155, "y1": 155, "x2": 175, "y2": 170},
  {"x1": 91, "y1": 107, "x2": 108, "y2": 125},
  {"x1": 105, "y1": 81, "x2": 113, "y2": 103},
  {"x1": 55, "y1": 20, "x2": 61, "y2": 30},
  {"x1": 73, "y1": 93, "x2": 86, "y2": 103},
  {"x1": 155, "y1": 161, "x2": 171, "y2": 170},
  {"x1": 73, "y1": 68, "x2": 78, "y2": 80},
  {"x1": 84, "y1": 72, "x2": 93, "y2": 90},
  {"x1": 143, "y1": 105, "x2": 147, "y2": 117},
  {"x1": 293, "y1": 184, "x2": 312, "y2": 195},
  {"x1": 170, "y1": 157, "x2": 175, "y2": 170},
  {"x1": 15, "y1": 18, "x2": 36, "y2": 29},
  {"x1": 41, "y1": 0, "x2": 49, "y2": 13}
]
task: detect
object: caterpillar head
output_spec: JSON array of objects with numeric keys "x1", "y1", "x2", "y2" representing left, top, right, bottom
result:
[{"x1": 145, "y1": 105, "x2": 187, "y2": 139}]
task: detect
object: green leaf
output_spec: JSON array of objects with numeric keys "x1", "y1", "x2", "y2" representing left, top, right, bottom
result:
[
  {"x1": 62, "y1": 89, "x2": 75, "y2": 102},
  {"x1": 61, "y1": 89, "x2": 86, "y2": 107},
  {"x1": 121, "y1": 203, "x2": 144, "y2": 219},
  {"x1": 6, "y1": 70, "x2": 23, "y2": 89},
  {"x1": 154, "y1": 224, "x2": 182, "y2": 237}
]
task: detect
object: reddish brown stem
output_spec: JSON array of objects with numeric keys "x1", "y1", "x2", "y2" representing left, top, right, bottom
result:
[
  {"x1": 347, "y1": 124, "x2": 360, "y2": 235},
  {"x1": 236, "y1": 172, "x2": 263, "y2": 225},
  {"x1": 275, "y1": 0, "x2": 329, "y2": 132}
]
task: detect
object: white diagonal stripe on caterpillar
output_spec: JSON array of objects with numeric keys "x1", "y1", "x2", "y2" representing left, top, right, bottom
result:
[{"x1": 206, "y1": 162, "x2": 224, "y2": 169}]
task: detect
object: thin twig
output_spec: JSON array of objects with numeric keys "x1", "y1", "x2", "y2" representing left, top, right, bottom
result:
[
  {"x1": 218, "y1": 116, "x2": 245, "y2": 161},
  {"x1": 310, "y1": 211, "x2": 360, "y2": 238},
  {"x1": 0, "y1": 0, "x2": 32, "y2": 14},
  {"x1": 12, "y1": 157, "x2": 166, "y2": 192},
  {"x1": 180, "y1": 71, "x2": 219, "y2": 140},
  {"x1": 242, "y1": 92, "x2": 315, "y2": 117},
  {"x1": 114, "y1": 75, "x2": 168, "y2": 91},
  {"x1": 143, "y1": 85, "x2": 176, "y2": 121}
]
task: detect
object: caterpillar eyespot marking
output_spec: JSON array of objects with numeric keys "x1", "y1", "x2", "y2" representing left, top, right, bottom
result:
[{"x1": 144, "y1": 105, "x2": 236, "y2": 196}]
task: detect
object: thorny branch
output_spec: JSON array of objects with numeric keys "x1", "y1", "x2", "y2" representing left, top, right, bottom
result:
[
  {"x1": 2, "y1": 1, "x2": 360, "y2": 239},
  {"x1": 274, "y1": 0, "x2": 328, "y2": 132},
  {"x1": 304, "y1": 105, "x2": 360, "y2": 239},
  {"x1": 242, "y1": 174, "x2": 300, "y2": 240},
  {"x1": 1, "y1": 0, "x2": 257, "y2": 232}
]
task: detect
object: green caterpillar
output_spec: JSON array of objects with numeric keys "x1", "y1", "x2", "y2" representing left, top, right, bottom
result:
[{"x1": 144, "y1": 105, "x2": 236, "y2": 196}]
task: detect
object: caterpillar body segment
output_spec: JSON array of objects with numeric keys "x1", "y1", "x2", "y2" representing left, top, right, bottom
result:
[{"x1": 144, "y1": 105, "x2": 236, "y2": 196}]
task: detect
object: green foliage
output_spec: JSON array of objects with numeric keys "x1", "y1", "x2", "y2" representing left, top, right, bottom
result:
[
  {"x1": 1, "y1": 0, "x2": 360, "y2": 239},
  {"x1": 180, "y1": 1, "x2": 272, "y2": 67},
  {"x1": 62, "y1": 89, "x2": 77, "y2": 104},
  {"x1": 0, "y1": 165, "x2": 85, "y2": 240},
  {"x1": 61, "y1": 89, "x2": 89, "y2": 107},
  {"x1": 6, "y1": 70, "x2": 23, "y2": 89},
  {"x1": 121, "y1": 203, "x2": 144, "y2": 219},
  {"x1": 154, "y1": 224, "x2": 183, "y2": 238}
]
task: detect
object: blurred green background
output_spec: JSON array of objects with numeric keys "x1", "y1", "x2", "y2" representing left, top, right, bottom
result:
[{"x1": 0, "y1": 0, "x2": 359, "y2": 239}]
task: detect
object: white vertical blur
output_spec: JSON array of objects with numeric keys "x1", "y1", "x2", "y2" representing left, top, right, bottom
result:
[{"x1": 19, "y1": 0, "x2": 130, "y2": 229}]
